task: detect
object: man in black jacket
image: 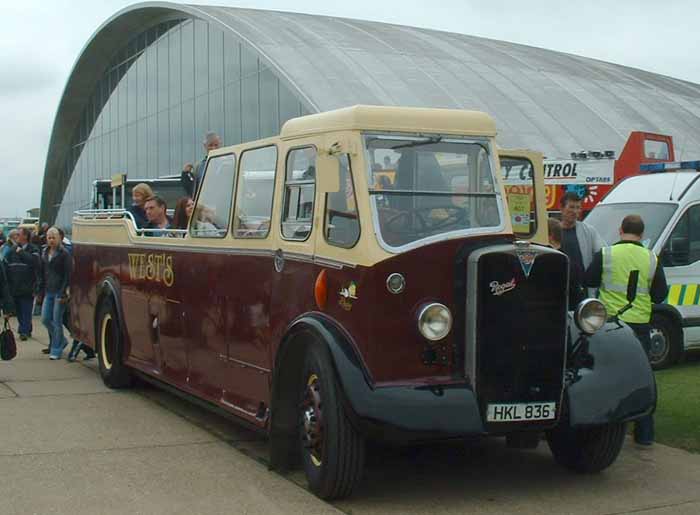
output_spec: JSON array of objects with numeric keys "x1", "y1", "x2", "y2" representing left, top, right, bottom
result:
[
  {"x1": 5, "y1": 228, "x2": 40, "y2": 339},
  {"x1": 181, "y1": 131, "x2": 221, "y2": 198}
]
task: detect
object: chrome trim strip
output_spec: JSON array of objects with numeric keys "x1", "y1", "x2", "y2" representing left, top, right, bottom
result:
[
  {"x1": 220, "y1": 398, "x2": 259, "y2": 418},
  {"x1": 313, "y1": 256, "x2": 357, "y2": 269},
  {"x1": 218, "y1": 354, "x2": 271, "y2": 374},
  {"x1": 283, "y1": 251, "x2": 315, "y2": 264}
]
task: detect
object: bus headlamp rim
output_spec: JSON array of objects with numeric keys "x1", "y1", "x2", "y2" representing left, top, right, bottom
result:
[
  {"x1": 417, "y1": 302, "x2": 452, "y2": 341},
  {"x1": 574, "y1": 298, "x2": 607, "y2": 335}
]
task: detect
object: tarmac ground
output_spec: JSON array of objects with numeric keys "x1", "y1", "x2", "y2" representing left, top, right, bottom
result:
[{"x1": 2, "y1": 320, "x2": 700, "y2": 515}]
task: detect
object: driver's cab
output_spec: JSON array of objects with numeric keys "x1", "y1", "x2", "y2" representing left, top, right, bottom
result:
[
  {"x1": 280, "y1": 107, "x2": 550, "y2": 261},
  {"x1": 362, "y1": 131, "x2": 507, "y2": 251}
]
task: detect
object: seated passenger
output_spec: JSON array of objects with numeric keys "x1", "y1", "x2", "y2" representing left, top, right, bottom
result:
[
  {"x1": 128, "y1": 183, "x2": 154, "y2": 228},
  {"x1": 173, "y1": 196, "x2": 194, "y2": 231},
  {"x1": 192, "y1": 205, "x2": 220, "y2": 237},
  {"x1": 143, "y1": 196, "x2": 172, "y2": 236}
]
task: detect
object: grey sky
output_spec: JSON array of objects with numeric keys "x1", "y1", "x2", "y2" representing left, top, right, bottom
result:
[{"x1": 1, "y1": 0, "x2": 699, "y2": 217}]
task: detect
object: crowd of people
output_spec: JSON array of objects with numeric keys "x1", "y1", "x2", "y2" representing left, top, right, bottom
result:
[{"x1": 0, "y1": 224, "x2": 94, "y2": 361}]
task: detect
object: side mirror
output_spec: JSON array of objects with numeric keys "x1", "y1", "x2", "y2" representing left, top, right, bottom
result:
[{"x1": 316, "y1": 153, "x2": 341, "y2": 193}]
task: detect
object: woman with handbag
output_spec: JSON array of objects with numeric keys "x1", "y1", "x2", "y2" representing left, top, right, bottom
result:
[
  {"x1": 0, "y1": 260, "x2": 14, "y2": 316},
  {"x1": 38, "y1": 227, "x2": 71, "y2": 360},
  {"x1": 0, "y1": 259, "x2": 17, "y2": 360}
]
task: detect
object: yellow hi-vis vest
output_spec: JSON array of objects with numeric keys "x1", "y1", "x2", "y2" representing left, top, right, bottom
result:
[{"x1": 599, "y1": 243, "x2": 657, "y2": 324}]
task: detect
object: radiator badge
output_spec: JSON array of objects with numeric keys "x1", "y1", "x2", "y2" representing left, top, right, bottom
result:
[
  {"x1": 490, "y1": 278, "x2": 516, "y2": 296},
  {"x1": 516, "y1": 249, "x2": 537, "y2": 278}
]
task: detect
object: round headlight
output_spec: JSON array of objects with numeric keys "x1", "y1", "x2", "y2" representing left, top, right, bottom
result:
[
  {"x1": 574, "y1": 298, "x2": 607, "y2": 335},
  {"x1": 418, "y1": 303, "x2": 452, "y2": 341}
]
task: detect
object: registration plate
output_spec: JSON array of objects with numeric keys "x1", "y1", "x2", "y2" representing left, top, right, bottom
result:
[{"x1": 487, "y1": 402, "x2": 556, "y2": 422}]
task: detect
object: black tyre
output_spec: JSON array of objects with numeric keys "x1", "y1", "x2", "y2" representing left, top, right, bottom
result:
[
  {"x1": 649, "y1": 314, "x2": 682, "y2": 370},
  {"x1": 299, "y1": 342, "x2": 365, "y2": 500},
  {"x1": 546, "y1": 422, "x2": 627, "y2": 473},
  {"x1": 96, "y1": 297, "x2": 132, "y2": 389}
]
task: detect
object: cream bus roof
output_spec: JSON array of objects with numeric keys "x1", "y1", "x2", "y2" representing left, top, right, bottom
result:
[{"x1": 280, "y1": 105, "x2": 497, "y2": 139}]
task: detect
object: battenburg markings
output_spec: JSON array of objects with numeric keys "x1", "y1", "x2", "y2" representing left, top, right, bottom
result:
[{"x1": 666, "y1": 284, "x2": 700, "y2": 306}]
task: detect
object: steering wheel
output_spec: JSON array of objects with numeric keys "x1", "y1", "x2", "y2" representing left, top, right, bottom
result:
[{"x1": 384, "y1": 206, "x2": 467, "y2": 236}]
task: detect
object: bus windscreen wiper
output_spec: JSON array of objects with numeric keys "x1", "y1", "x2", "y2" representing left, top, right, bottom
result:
[{"x1": 391, "y1": 136, "x2": 443, "y2": 150}]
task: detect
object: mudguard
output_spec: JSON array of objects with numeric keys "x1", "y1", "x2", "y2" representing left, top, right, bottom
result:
[
  {"x1": 565, "y1": 319, "x2": 656, "y2": 426},
  {"x1": 94, "y1": 276, "x2": 128, "y2": 347},
  {"x1": 290, "y1": 314, "x2": 484, "y2": 442}
]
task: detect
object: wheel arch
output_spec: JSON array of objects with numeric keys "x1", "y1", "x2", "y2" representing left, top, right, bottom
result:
[
  {"x1": 650, "y1": 304, "x2": 684, "y2": 368},
  {"x1": 653, "y1": 303, "x2": 684, "y2": 328},
  {"x1": 93, "y1": 275, "x2": 128, "y2": 350},
  {"x1": 268, "y1": 313, "x2": 370, "y2": 471}
]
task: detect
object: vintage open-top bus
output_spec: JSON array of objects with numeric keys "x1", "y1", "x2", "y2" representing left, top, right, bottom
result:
[{"x1": 70, "y1": 105, "x2": 655, "y2": 499}]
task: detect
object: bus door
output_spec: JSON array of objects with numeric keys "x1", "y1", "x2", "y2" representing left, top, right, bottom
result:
[
  {"x1": 269, "y1": 142, "x2": 320, "y2": 366},
  {"x1": 220, "y1": 145, "x2": 279, "y2": 421},
  {"x1": 147, "y1": 251, "x2": 187, "y2": 383},
  {"x1": 183, "y1": 153, "x2": 237, "y2": 401},
  {"x1": 121, "y1": 252, "x2": 159, "y2": 368}
]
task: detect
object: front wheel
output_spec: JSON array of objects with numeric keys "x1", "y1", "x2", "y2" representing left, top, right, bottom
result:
[
  {"x1": 546, "y1": 422, "x2": 627, "y2": 473},
  {"x1": 96, "y1": 297, "x2": 132, "y2": 389},
  {"x1": 299, "y1": 342, "x2": 365, "y2": 500}
]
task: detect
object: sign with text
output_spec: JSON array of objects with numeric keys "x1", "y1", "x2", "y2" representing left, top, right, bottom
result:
[{"x1": 543, "y1": 159, "x2": 614, "y2": 185}]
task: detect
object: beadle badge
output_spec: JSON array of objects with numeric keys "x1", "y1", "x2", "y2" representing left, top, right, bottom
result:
[
  {"x1": 514, "y1": 241, "x2": 537, "y2": 278},
  {"x1": 338, "y1": 281, "x2": 358, "y2": 311}
]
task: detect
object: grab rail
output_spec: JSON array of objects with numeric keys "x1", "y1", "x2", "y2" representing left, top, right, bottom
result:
[{"x1": 74, "y1": 209, "x2": 189, "y2": 238}]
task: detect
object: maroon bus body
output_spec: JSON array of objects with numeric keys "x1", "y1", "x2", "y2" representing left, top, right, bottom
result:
[{"x1": 70, "y1": 235, "x2": 495, "y2": 428}]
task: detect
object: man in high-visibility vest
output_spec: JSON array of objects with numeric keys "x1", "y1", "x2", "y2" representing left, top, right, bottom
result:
[{"x1": 585, "y1": 214, "x2": 668, "y2": 446}]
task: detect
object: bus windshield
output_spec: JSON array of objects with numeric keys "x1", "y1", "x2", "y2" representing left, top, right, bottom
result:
[
  {"x1": 585, "y1": 203, "x2": 677, "y2": 248},
  {"x1": 365, "y1": 134, "x2": 502, "y2": 249}
]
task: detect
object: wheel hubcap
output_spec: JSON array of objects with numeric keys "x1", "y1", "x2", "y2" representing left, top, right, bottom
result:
[
  {"x1": 301, "y1": 374, "x2": 323, "y2": 467},
  {"x1": 649, "y1": 327, "x2": 668, "y2": 364}
]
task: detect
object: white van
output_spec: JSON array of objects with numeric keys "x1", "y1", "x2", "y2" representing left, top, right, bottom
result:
[{"x1": 585, "y1": 161, "x2": 700, "y2": 369}]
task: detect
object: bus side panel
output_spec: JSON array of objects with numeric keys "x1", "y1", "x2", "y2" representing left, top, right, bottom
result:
[
  {"x1": 220, "y1": 253, "x2": 273, "y2": 418},
  {"x1": 70, "y1": 243, "x2": 96, "y2": 348}
]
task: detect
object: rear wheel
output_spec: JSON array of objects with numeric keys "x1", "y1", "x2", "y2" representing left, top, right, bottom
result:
[
  {"x1": 649, "y1": 314, "x2": 682, "y2": 370},
  {"x1": 96, "y1": 297, "x2": 132, "y2": 389},
  {"x1": 546, "y1": 422, "x2": 627, "y2": 473},
  {"x1": 299, "y1": 342, "x2": 365, "y2": 500}
]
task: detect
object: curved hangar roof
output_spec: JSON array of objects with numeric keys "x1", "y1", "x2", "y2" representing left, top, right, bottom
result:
[{"x1": 43, "y1": 1, "x2": 700, "y2": 218}]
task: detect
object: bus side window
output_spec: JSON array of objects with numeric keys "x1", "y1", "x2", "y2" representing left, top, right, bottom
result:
[
  {"x1": 234, "y1": 145, "x2": 277, "y2": 239},
  {"x1": 282, "y1": 147, "x2": 316, "y2": 241},
  {"x1": 324, "y1": 154, "x2": 360, "y2": 248},
  {"x1": 191, "y1": 153, "x2": 236, "y2": 238}
]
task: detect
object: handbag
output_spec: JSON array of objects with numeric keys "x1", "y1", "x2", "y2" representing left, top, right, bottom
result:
[{"x1": 1, "y1": 319, "x2": 17, "y2": 361}]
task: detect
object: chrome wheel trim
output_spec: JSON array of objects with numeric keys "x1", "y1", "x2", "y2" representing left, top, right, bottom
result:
[{"x1": 100, "y1": 314, "x2": 113, "y2": 371}]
